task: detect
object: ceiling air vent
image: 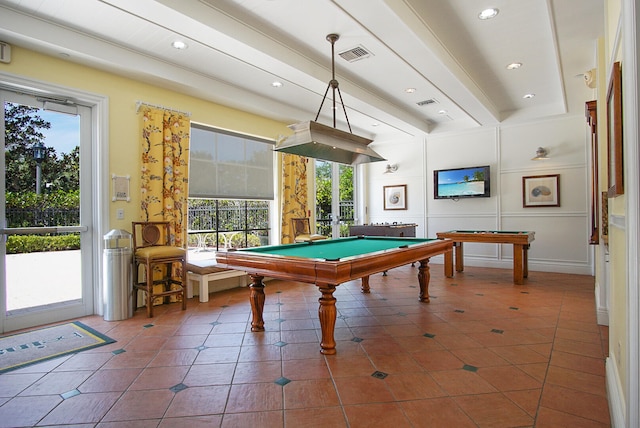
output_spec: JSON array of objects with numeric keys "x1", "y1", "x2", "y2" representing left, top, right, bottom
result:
[
  {"x1": 416, "y1": 99, "x2": 437, "y2": 107},
  {"x1": 338, "y1": 45, "x2": 372, "y2": 63}
]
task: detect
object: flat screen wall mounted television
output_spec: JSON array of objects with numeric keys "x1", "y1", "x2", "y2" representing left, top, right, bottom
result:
[{"x1": 434, "y1": 165, "x2": 491, "y2": 199}]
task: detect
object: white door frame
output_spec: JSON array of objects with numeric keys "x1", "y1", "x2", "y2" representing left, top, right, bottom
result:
[
  {"x1": 622, "y1": 1, "x2": 639, "y2": 426},
  {"x1": 0, "y1": 72, "x2": 109, "y2": 332}
]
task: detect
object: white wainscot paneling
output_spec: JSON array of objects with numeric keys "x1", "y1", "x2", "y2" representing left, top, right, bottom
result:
[
  {"x1": 369, "y1": 178, "x2": 425, "y2": 217},
  {"x1": 500, "y1": 116, "x2": 587, "y2": 171},
  {"x1": 428, "y1": 196, "x2": 498, "y2": 216},
  {"x1": 500, "y1": 167, "x2": 586, "y2": 213},
  {"x1": 428, "y1": 216, "x2": 499, "y2": 237},
  {"x1": 428, "y1": 216, "x2": 500, "y2": 265},
  {"x1": 502, "y1": 216, "x2": 590, "y2": 274},
  {"x1": 427, "y1": 128, "x2": 496, "y2": 163},
  {"x1": 371, "y1": 136, "x2": 425, "y2": 177}
]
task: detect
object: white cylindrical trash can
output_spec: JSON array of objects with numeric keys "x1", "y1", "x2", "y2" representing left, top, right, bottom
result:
[{"x1": 103, "y1": 229, "x2": 133, "y2": 321}]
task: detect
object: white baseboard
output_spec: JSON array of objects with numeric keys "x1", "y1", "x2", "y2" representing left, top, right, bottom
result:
[
  {"x1": 606, "y1": 356, "x2": 625, "y2": 427},
  {"x1": 428, "y1": 255, "x2": 592, "y2": 275}
]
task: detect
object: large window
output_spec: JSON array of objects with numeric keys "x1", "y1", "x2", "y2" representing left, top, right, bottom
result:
[
  {"x1": 188, "y1": 124, "x2": 274, "y2": 250},
  {"x1": 189, "y1": 124, "x2": 274, "y2": 199}
]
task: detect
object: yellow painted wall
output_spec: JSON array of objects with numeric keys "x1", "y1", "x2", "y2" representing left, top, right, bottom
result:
[
  {"x1": 606, "y1": 0, "x2": 621, "y2": 61},
  {"x1": 603, "y1": 0, "x2": 627, "y2": 404},
  {"x1": 1, "y1": 46, "x2": 288, "y2": 230}
]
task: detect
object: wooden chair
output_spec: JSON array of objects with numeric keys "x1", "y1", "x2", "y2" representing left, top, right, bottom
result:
[
  {"x1": 132, "y1": 221, "x2": 187, "y2": 317},
  {"x1": 291, "y1": 217, "x2": 327, "y2": 243}
]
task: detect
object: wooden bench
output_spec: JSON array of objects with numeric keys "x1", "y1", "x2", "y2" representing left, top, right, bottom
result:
[{"x1": 186, "y1": 259, "x2": 247, "y2": 302}]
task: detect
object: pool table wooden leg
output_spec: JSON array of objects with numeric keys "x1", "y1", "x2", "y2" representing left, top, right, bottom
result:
[
  {"x1": 248, "y1": 274, "x2": 266, "y2": 332},
  {"x1": 513, "y1": 244, "x2": 526, "y2": 285},
  {"x1": 444, "y1": 247, "x2": 454, "y2": 277},
  {"x1": 317, "y1": 283, "x2": 337, "y2": 355},
  {"x1": 418, "y1": 259, "x2": 431, "y2": 302},
  {"x1": 361, "y1": 276, "x2": 370, "y2": 293},
  {"x1": 454, "y1": 242, "x2": 464, "y2": 272}
]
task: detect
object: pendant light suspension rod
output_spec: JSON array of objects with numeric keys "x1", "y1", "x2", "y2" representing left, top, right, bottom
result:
[
  {"x1": 313, "y1": 33, "x2": 353, "y2": 133},
  {"x1": 330, "y1": 34, "x2": 338, "y2": 129}
]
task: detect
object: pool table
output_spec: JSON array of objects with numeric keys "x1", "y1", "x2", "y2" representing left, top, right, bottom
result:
[
  {"x1": 215, "y1": 236, "x2": 453, "y2": 354},
  {"x1": 436, "y1": 230, "x2": 535, "y2": 285}
]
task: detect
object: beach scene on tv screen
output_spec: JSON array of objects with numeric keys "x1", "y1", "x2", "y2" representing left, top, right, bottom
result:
[{"x1": 437, "y1": 167, "x2": 486, "y2": 196}]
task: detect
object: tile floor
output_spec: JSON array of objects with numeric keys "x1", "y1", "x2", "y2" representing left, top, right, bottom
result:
[{"x1": 0, "y1": 265, "x2": 611, "y2": 427}]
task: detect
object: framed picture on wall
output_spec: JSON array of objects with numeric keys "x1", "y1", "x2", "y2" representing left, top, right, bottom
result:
[
  {"x1": 111, "y1": 174, "x2": 131, "y2": 201},
  {"x1": 606, "y1": 61, "x2": 623, "y2": 197},
  {"x1": 522, "y1": 174, "x2": 560, "y2": 207},
  {"x1": 383, "y1": 185, "x2": 407, "y2": 210}
]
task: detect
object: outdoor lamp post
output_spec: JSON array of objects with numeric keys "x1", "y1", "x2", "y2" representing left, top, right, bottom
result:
[{"x1": 33, "y1": 141, "x2": 46, "y2": 195}]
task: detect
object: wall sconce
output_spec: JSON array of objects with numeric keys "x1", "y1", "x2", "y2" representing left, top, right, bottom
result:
[
  {"x1": 383, "y1": 164, "x2": 398, "y2": 174},
  {"x1": 531, "y1": 147, "x2": 549, "y2": 161}
]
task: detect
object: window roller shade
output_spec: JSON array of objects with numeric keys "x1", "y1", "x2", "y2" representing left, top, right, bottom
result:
[{"x1": 189, "y1": 124, "x2": 275, "y2": 200}]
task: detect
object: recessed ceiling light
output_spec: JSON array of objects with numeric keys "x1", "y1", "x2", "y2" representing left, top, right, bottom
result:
[
  {"x1": 372, "y1": 122, "x2": 380, "y2": 127},
  {"x1": 405, "y1": 88, "x2": 416, "y2": 93},
  {"x1": 523, "y1": 93, "x2": 535, "y2": 99},
  {"x1": 478, "y1": 8, "x2": 499, "y2": 20},
  {"x1": 506, "y1": 62, "x2": 522, "y2": 70},
  {"x1": 271, "y1": 81, "x2": 283, "y2": 88},
  {"x1": 438, "y1": 109, "x2": 448, "y2": 115},
  {"x1": 171, "y1": 41, "x2": 188, "y2": 50}
]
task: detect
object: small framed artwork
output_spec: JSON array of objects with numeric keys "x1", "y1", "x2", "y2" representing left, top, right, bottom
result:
[
  {"x1": 112, "y1": 174, "x2": 131, "y2": 201},
  {"x1": 384, "y1": 185, "x2": 407, "y2": 210},
  {"x1": 522, "y1": 174, "x2": 560, "y2": 207},
  {"x1": 606, "y1": 61, "x2": 623, "y2": 197}
]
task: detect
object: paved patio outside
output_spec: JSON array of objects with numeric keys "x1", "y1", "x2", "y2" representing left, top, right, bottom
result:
[
  {"x1": 5, "y1": 248, "x2": 219, "y2": 311},
  {"x1": 5, "y1": 250, "x2": 82, "y2": 311}
]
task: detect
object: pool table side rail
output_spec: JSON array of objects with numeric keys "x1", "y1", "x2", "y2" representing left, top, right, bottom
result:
[
  {"x1": 436, "y1": 231, "x2": 535, "y2": 245},
  {"x1": 215, "y1": 239, "x2": 453, "y2": 285},
  {"x1": 214, "y1": 252, "x2": 322, "y2": 284}
]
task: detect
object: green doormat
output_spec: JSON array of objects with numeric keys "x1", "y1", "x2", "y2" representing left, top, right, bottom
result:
[{"x1": 0, "y1": 321, "x2": 116, "y2": 374}]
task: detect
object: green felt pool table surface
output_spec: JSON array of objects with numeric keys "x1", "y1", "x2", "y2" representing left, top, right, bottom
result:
[{"x1": 239, "y1": 236, "x2": 438, "y2": 260}]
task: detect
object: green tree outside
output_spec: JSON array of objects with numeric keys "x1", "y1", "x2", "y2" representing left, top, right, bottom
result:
[
  {"x1": 4, "y1": 103, "x2": 81, "y2": 253},
  {"x1": 315, "y1": 161, "x2": 354, "y2": 236},
  {"x1": 4, "y1": 103, "x2": 79, "y2": 193}
]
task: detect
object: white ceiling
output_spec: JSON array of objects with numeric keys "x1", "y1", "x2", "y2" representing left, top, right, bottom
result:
[{"x1": 0, "y1": 0, "x2": 604, "y2": 142}]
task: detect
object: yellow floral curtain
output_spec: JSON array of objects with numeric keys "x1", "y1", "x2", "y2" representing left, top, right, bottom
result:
[
  {"x1": 281, "y1": 153, "x2": 309, "y2": 244},
  {"x1": 138, "y1": 106, "x2": 190, "y2": 248}
]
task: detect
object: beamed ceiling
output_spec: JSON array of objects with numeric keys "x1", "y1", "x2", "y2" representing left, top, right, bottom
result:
[{"x1": 0, "y1": 0, "x2": 604, "y2": 142}]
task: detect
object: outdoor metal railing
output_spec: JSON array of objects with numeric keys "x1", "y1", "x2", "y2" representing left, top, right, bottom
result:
[
  {"x1": 6, "y1": 199, "x2": 358, "y2": 246},
  {"x1": 188, "y1": 199, "x2": 270, "y2": 249},
  {"x1": 5, "y1": 207, "x2": 79, "y2": 228},
  {"x1": 316, "y1": 201, "x2": 354, "y2": 237}
]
